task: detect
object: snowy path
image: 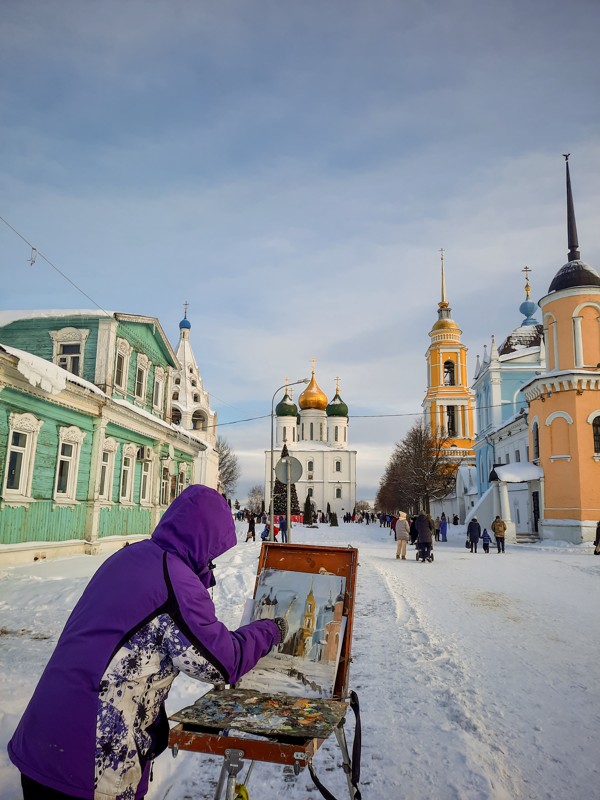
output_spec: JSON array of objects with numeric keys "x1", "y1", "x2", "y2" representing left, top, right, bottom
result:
[{"x1": 350, "y1": 545, "x2": 522, "y2": 800}]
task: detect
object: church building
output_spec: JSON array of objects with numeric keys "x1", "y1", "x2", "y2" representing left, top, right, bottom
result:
[
  {"x1": 522, "y1": 157, "x2": 600, "y2": 543},
  {"x1": 265, "y1": 362, "x2": 356, "y2": 517}
]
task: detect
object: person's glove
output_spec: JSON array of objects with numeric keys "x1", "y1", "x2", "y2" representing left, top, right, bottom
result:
[{"x1": 273, "y1": 617, "x2": 288, "y2": 643}]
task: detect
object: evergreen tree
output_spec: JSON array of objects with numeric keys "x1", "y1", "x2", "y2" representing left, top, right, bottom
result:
[
  {"x1": 330, "y1": 511, "x2": 339, "y2": 527},
  {"x1": 272, "y1": 444, "x2": 301, "y2": 515},
  {"x1": 303, "y1": 493, "x2": 313, "y2": 526}
]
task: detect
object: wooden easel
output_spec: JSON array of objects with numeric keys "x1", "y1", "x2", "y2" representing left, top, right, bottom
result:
[{"x1": 168, "y1": 542, "x2": 360, "y2": 799}]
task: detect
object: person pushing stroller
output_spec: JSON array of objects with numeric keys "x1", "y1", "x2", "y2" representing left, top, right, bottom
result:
[{"x1": 415, "y1": 511, "x2": 434, "y2": 562}]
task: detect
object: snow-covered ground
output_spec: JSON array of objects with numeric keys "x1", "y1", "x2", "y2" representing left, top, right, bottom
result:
[{"x1": 1, "y1": 521, "x2": 599, "y2": 799}]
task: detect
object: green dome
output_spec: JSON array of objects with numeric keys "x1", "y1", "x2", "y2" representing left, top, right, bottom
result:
[
  {"x1": 276, "y1": 393, "x2": 298, "y2": 417},
  {"x1": 326, "y1": 393, "x2": 348, "y2": 417}
]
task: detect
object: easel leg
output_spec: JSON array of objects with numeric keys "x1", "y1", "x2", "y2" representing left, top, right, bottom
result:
[
  {"x1": 334, "y1": 724, "x2": 356, "y2": 799},
  {"x1": 213, "y1": 749, "x2": 245, "y2": 800}
]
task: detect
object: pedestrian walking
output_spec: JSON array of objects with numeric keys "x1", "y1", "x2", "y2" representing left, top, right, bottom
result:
[
  {"x1": 481, "y1": 528, "x2": 492, "y2": 553},
  {"x1": 279, "y1": 515, "x2": 288, "y2": 543},
  {"x1": 416, "y1": 511, "x2": 434, "y2": 562},
  {"x1": 468, "y1": 516, "x2": 481, "y2": 553},
  {"x1": 245, "y1": 513, "x2": 256, "y2": 542},
  {"x1": 395, "y1": 513, "x2": 410, "y2": 560},
  {"x1": 440, "y1": 513, "x2": 448, "y2": 542},
  {"x1": 491, "y1": 515, "x2": 507, "y2": 553}
]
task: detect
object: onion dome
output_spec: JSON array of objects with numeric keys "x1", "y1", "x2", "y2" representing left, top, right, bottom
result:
[
  {"x1": 327, "y1": 378, "x2": 349, "y2": 417},
  {"x1": 549, "y1": 156, "x2": 600, "y2": 293},
  {"x1": 179, "y1": 303, "x2": 191, "y2": 330},
  {"x1": 276, "y1": 392, "x2": 298, "y2": 417},
  {"x1": 298, "y1": 365, "x2": 328, "y2": 410}
]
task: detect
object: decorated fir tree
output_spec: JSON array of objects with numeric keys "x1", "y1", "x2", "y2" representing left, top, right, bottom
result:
[{"x1": 272, "y1": 444, "x2": 301, "y2": 515}]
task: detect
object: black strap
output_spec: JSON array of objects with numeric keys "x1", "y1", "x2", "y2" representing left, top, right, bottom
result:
[{"x1": 308, "y1": 691, "x2": 362, "y2": 800}]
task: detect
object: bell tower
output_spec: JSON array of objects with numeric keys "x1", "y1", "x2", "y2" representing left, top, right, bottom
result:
[{"x1": 422, "y1": 250, "x2": 475, "y2": 462}]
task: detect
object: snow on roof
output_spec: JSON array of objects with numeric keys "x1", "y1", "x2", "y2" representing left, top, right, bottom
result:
[
  {"x1": 0, "y1": 343, "x2": 104, "y2": 396},
  {"x1": 0, "y1": 309, "x2": 114, "y2": 326},
  {"x1": 494, "y1": 463, "x2": 544, "y2": 483}
]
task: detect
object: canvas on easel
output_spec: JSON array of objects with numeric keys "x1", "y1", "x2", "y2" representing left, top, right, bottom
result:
[
  {"x1": 168, "y1": 543, "x2": 359, "y2": 781},
  {"x1": 237, "y1": 568, "x2": 347, "y2": 698}
]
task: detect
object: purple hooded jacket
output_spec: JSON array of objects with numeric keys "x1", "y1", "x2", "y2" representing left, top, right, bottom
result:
[{"x1": 8, "y1": 485, "x2": 280, "y2": 799}]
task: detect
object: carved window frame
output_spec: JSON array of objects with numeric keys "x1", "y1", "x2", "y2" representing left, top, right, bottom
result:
[
  {"x1": 134, "y1": 353, "x2": 150, "y2": 402},
  {"x1": 50, "y1": 328, "x2": 90, "y2": 377},
  {"x1": 2, "y1": 412, "x2": 43, "y2": 504},
  {"x1": 114, "y1": 338, "x2": 133, "y2": 393},
  {"x1": 54, "y1": 426, "x2": 87, "y2": 503},
  {"x1": 98, "y1": 437, "x2": 118, "y2": 502},
  {"x1": 152, "y1": 365, "x2": 165, "y2": 411},
  {"x1": 119, "y1": 442, "x2": 138, "y2": 504}
]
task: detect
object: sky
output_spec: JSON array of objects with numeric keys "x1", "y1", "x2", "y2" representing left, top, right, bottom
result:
[
  {"x1": 1, "y1": 523, "x2": 599, "y2": 799},
  {"x1": 2, "y1": 0, "x2": 600, "y2": 503}
]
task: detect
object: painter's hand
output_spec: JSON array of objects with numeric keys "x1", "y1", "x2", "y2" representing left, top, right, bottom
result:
[{"x1": 273, "y1": 617, "x2": 288, "y2": 643}]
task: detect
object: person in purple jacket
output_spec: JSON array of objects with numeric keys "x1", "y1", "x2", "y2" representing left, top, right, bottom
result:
[{"x1": 8, "y1": 485, "x2": 287, "y2": 800}]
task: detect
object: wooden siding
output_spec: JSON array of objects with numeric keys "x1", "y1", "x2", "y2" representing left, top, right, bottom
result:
[
  {"x1": 98, "y1": 505, "x2": 153, "y2": 538},
  {"x1": 0, "y1": 501, "x2": 87, "y2": 544}
]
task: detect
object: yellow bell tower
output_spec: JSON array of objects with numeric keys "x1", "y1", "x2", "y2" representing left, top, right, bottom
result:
[{"x1": 422, "y1": 250, "x2": 475, "y2": 462}]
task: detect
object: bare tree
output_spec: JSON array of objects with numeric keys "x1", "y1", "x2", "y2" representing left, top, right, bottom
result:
[
  {"x1": 355, "y1": 500, "x2": 371, "y2": 514},
  {"x1": 246, "y1": 484, "x2": 264, "y2": 516},
  {"x1": 216, "y1": 436, "x2": 241, "y2": 498},
  {"x1": 376, "y1": 419, "x2": 458, "y2": 515}
]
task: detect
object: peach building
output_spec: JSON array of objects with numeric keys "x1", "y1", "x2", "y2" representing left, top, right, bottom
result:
[{"x1": 523, "y1": 157, "x2": 600, "y2": 542}]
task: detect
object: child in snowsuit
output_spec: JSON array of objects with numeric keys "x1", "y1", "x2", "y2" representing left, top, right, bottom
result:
[{"x1": 481, "y1": 528, "x2": 492, "y2": 553}]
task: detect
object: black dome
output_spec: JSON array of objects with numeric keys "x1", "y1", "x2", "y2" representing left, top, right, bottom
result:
[{"x1": 548, "y1": 259, "x2": 600, "y2": 293}]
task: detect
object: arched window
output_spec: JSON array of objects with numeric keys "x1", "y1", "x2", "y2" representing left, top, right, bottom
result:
[
  {"x1": 335, "y1": 461, "x2": 341, "y2": 473},
  {"x1": 308, "y1": 460, "x2": 314, "y2": 472},
  {"x1": 593, "y1": 416, "x2": 600, "y2": 454},
  {"x1": 175, "y1": 377, "x2": 181, "y2": 385},
  {"x1": 532, "y1": 422, "x2": 540, "y2": 460},
  {"x1": 335, "y1": 487, "x2": 342, "y2": 499},
  {"x1": 444, "y1": 360, "x2": 456, "y2": 386},
  {"x1": 171, "y1": 408, "x2": 182, "y2": 425},
  {"x1": 193, "y1": 393, "x2": 200, "y2": 403},
  {"x1": 192, "y1": 410, "x2": 207, "y2": 431},
  {"x1": 307, "y1": 488, "x2": 313, "y2": 498},
  {"x1": 172, "y1": 391, "x2": 179, "y2": 401},
  {"x1": 310, "y1": 422, "x2": 314, "y2": 439},
  {"x1": 335, "y1": 426, "x2": 339, "y2": 442}
]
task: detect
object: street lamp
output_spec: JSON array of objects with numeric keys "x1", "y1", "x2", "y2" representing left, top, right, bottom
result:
[{"x1": 270, "y1": 378, "x2": 310, "y2": 541}]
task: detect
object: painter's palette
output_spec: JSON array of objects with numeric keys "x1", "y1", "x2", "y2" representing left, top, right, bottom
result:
[{"x1": 169, "y1": 688, "x2": 348, "y2": 739}]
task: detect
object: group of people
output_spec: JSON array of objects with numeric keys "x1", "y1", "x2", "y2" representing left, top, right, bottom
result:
[
  {"x1": 466, "y1": 515, "x2": 507, "y2": 553},
  {"x1": 243, "y1": 512, "x2": 288, "y2": 543}
]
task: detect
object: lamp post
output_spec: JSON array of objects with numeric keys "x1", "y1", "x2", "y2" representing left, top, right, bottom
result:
[{"x1": 270, "y1": 378, "x2": 309, "y2": 541}]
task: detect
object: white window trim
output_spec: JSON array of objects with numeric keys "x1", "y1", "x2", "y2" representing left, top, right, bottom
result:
[
  {"x1": 140, "y1": 458, "x2": 153, "y2": 505},
  {"x1": 98, "y1": 437, "x2": 118, "y2": 502},
  {"x1": 2, "y1": 412, "x2": 43, "y2": 505},
  {"x1": 119, "y1": 443, "x2": 138, "y2": 504},
  {"x1": 50, "y1": 327, "x2": 89, "y2": 377},
  {"x1": 153, "y1": 366, "x2": 165, "y2": 411},
  {"x1": 134, "y1": 353, "x2": 150, "y2": 402},
  {"x1": 114, "y1": 338, "x2": 133, "y2": 393},
  {"x1": 54, "y1": 426, "x2": 86, "y2": 504}
]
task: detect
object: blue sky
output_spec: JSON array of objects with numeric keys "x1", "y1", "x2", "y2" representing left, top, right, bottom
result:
[{"x1": 2, "y1": 0, "x2": 600, "y2": 502}]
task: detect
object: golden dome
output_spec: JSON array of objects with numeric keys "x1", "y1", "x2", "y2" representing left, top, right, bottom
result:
[
  {"x1": 298, "y1": 369, "x2": 328, "y2": 410},
  {"x1": 431, "y1": 317, "x2": 460, "y2": 331}
]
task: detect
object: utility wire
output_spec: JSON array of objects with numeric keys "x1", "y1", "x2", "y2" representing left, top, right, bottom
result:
[{"x1": 0, "y1": 215, "x2": 112, "y2": 316}]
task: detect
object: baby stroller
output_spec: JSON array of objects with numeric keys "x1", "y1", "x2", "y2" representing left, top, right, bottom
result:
[{"x1": 416, "y1": 543, "x2": 434, "y2": 562}]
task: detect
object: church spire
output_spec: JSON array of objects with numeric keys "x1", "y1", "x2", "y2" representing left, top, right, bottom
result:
[
  {"x1": 439, "y1": 248, "x2": 448, "y2": 308},
  {"x1": 564, "y1": 154, "x2": 581, "y2": 262}
]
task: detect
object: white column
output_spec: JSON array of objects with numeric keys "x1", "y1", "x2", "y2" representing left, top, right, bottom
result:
[{"x1": 499, "y1": 481, "x2": 512, "y2": 522}]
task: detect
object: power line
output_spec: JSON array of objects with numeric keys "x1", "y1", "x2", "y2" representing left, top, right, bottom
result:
[{"x1": 0, "y1": 214, "x2": 112, "y2": 316}]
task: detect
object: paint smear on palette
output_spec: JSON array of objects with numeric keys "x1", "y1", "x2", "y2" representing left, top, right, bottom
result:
[{"x1": 169, "y1": 688, "x2": 348, "y2": 739}]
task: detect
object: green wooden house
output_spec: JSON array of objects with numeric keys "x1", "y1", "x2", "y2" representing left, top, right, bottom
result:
[{"x1": 0, "y1": 310, "x2": 214, "y2": 564}]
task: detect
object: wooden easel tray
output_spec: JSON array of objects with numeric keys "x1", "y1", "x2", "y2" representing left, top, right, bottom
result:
[{"x1": 169, "y1": 687, "x2": 348, "y2": 739}]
